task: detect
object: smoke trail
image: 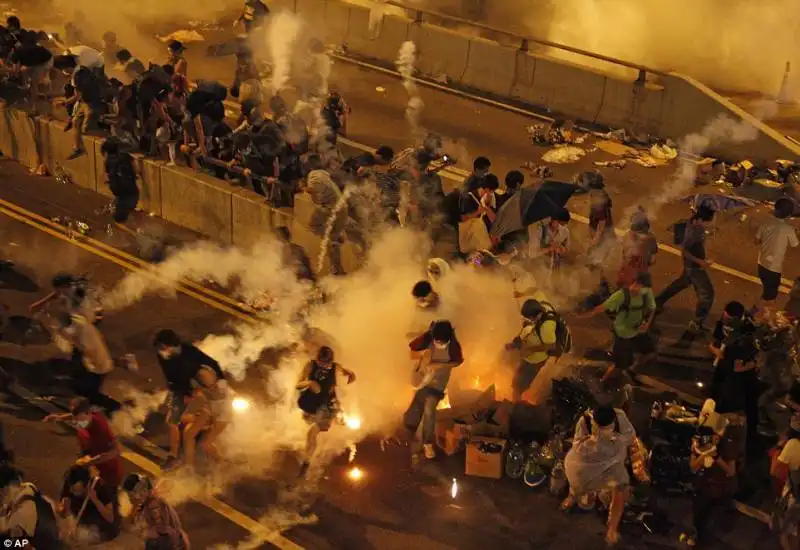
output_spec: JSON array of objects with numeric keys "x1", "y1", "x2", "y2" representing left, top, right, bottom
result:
[
  {"x1": 396, "y1": 41, "x2": 425, "y2": 136},
  {"x1": 110, "y1": 387, "x2": 168, "y2": 437},
  {"x1": 100, "y1": 239, "x2": 302, "y2": 312},
  {"x1": 634, "y1": 101, "x2": 778, "y2": 221},
  {"x1": 315, "y1": 186, "x2": 355, "y2": 274},
  {"x1": 266, "y1": 11, "x2": 304, "y2": 95}
]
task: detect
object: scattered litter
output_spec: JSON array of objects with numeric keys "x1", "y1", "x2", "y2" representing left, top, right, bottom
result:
[
  {"x1": 725, "y1": 280, "x2": 731, "y2": 284},
  {"x1": 631, "y1": 155, "x2": 665, "y2": 168},
  {"x1": 527, "y1": 120, "x2": 585, "y2": 146},
  {"x1": 54, "y1": 163, "x2": 73, "y2": 185},
  {"x1": 542, "y1": 146, "x2": 585, "y2": 164},
  {"x1": 51, "y1": 216, "x2": 91, "y2": 239},
  {"x1": 739, "y1": 214, "x2": 748, "y2": 222},
  {"x1": 521, "y1": 162, "x2": 553, "y2": 178},
  {"x1": 594, "y1": 160, "x2": 627, "y2": 169},
  {"x1": 754, "y1": 178, "x2": 783, "y2": 189},
  {"x1": 156, "y1": 30, "x2": 205, "y2": 44},
  {"x1": 596, "y1": 140, "x2": 637, "y2": 157},
  {"x1": 375, "y1": 86, "x2": 386, "y2": 93},
  {"x1": 8, "y1": 241, "x2": 18, "y2": 247},
  {"x1": 650, "y1": 143, "x2": 678, "y2": 160}
]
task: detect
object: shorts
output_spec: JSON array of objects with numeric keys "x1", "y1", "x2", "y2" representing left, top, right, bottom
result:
[
  {"x1": 113, "y1": 193, "x2": 139, "y2": 223},
  {"x1": 758, "y1": 264, "x2": 781, "y2": 301},
  {"x1": 612, "y1": 332, "x2": 655, "y2": 370},
  {"x1": 303, "y1": 407, "x2": 334, "y2": 432},
  {"x1": 166, "y1": 392, "x2": 188, "y2": 425}
]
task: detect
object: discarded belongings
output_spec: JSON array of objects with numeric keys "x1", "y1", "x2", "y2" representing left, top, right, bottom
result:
[
  {"x1": 521, "y1": 161, "x2": 553, "y2": 178},
  {"x1": 527, "y1": 119, "x2": 587, "y2": 147}
]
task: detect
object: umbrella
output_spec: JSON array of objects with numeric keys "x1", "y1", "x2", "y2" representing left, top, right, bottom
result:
[{"x1": 490, "y1": 180, "x2": 579, "y2": 240}]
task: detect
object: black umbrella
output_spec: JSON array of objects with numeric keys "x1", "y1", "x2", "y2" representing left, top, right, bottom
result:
[{"x1": 490, "y1": 180, "x2": 578, "y2": 240}]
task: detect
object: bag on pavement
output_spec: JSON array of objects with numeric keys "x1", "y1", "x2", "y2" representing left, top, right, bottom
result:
[{"x1": 458, "y1": 217, "x2": 491, "y2": 253}]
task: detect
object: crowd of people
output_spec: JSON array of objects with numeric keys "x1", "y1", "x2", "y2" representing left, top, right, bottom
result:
[{"x1": 2, "y1": 4, "x2": 800, "y2": 550}]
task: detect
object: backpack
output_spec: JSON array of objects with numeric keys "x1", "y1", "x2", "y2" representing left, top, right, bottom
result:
[
  {"x1": 16, "y1": 488, "x2": 62, "y2": 549},
  {"x1": 672, "y1": 219, "x2": 688, "y2": 245},
  {"x1": 534, "y1": 301, "x2": 572, "y2": 359}
]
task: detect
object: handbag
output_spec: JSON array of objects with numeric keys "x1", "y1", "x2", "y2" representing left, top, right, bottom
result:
[{"x1": 459, "y1": 216, "x2": 491, "y2": 253}]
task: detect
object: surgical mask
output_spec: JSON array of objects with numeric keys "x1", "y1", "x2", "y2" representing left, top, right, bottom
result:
[
  {"x1": 158, "y1": 348, "x2": 177, "y2": 360},
  {"x1": 433, "y1": 341, "x2": 449, "y2": 350},
  {"x1": 75, "y1": 419, "x2": 90, "y2": 429}
]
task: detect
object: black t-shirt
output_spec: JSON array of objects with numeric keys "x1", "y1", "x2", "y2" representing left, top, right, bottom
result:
[
  {"x1": 105, "y1": 153, "x2": 138, "y2": 197},
  {"x1": 61, "y1": 483, "x2": 120, "y2": 541},
  {"x1": 9, "y1": 44, "x2": 52, "y2": 67},
  {"x1": 157, "y1": 344, "x2": 225, "y2": 395},
  {"x1": 73, "y1": 67, "x2": 104, "y2": 103},
  {"x1": 711, "y1": 319, "x2": 758, "y2": 413}
]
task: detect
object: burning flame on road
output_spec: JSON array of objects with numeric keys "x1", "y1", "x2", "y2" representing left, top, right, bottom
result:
[
  {"x1": 451, "y1": 478, "x2": 458, "y2": 499},
  {"x1": 347, "y1": 467, "x2": 364, "y2": 482},
  {"x1": 344, "y1": 414, "x2": 362, "y2": 430},
  {"x1": 231, "y1": 397, "x2": 250, "y2": 412}
]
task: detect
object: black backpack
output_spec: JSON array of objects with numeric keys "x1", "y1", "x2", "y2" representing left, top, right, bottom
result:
[
  {"x1": 672, "y1": 219, "x2": 688, "y2": 245},
  {"x1": 16, "y1": 488, "x2": 62, "y2": 549},
  {"x1": 533, "y1": 301, "x2": 573, "y2": 359}
]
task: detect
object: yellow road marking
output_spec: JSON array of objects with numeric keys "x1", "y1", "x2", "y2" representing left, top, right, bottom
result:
[
  {"x1": 0, "y1": 197, "x2": 256, "y2": 314},
  {"x1": 122, "y1": 451, "x2": 305, "y2": 550},
  {"x1": 0, "y1": 204, "x2": 256, "y2": 323}
]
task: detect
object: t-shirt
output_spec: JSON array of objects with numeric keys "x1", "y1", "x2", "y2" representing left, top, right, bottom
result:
[
  {"x1": 711, "y1": 320, "x2": 758, "y2": 413},
  {"x1": 76, "y1": 413, "x2": 124, "y2": 488},
  {"x1": 757, "y1": 218, "x2": 799, "y2": 274},
  {"x1": 158, "y1": 344, "x2": 225, "y2": 396},
  {"x1": 602, "y1": 288, "x2": 656, "y2": 339},
  {"x1": 9, "y1": 44, "x2": 53, "y2": 67},
  {"x1": 588, "y1": 189, "x2": 613, "y2": 235},
  {"x1": 682, "y1": 222, "x2": 706, "y2": 268},
  {"x1": 105, "y1": 153, "x2": 138, "y2": 198},
  {"x1": 67, "y1": 45, "x2": 104, "y2": 70},
  {"x1": 779, "y1": 438, "x2": 800, "y2": 471},
  {"x1": 62, "y1": 483, "x2": 120, "y2": 540},
  {"x1": 695, "y1": 436, "x2": 738, "y2": 498},
  {"x1": 528, "y1": 222, "x2": 570, "y2": 258},
  {"x1": 519, "y1": 319, "x2": 557, "y2": 364}
]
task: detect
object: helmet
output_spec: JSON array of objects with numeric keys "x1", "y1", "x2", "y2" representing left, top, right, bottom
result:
[{"x1": 521, "y1": 299, "x2": 544, "y2": 320}]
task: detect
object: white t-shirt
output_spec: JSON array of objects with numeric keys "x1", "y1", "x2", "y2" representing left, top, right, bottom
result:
[
  {"x1": 67, "y1": 45, "x2": 105, "y2": 70},
  {"x1": 757, "y1": 218, "x2": 799, "y2": 274},
  {"x1": 779, "y1": 438, "x2": 800, "y2": 470},
  {"x1": 528, "y1": 222, "x2": 570, "y2": 258}
]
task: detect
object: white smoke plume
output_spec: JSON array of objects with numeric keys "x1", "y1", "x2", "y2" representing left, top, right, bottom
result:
[
  {"x1": 267, "y1": 10, "x2": 304, "y2": 95},
  {"x1": 396, "y1": 41, "x2": 425, "y2": 136},
  {"x1": 635, "y1": 101, "x2": 778, "y2": 221},
  {"x1": 100, "y1": 239, "x2": 304, "y2": 314},
  {"x1": 110, "y1": 387, "x2": 168, "y2": 437}
]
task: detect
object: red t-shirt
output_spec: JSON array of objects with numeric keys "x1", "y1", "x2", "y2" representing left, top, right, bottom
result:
[{"x1": 77, "y1": 412, "x2": 124, "y2": 488}]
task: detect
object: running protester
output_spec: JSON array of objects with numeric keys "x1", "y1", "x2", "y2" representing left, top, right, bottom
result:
[
  {"x1": 296, "y1": 346, "x2": 356, "y2": 476},
  {"x1": 506, "y1": 299, "x2": 557, "y2": 402}
]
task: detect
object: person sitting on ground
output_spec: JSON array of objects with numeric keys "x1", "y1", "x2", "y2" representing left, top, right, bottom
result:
[
  {"x1": 58, "y1": 464, "x2": 119, "y2": 541},
  {"x1": 181, "y1": 367, "x2": 232, "y2": 468}
]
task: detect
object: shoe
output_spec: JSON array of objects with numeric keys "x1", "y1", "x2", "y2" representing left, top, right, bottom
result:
[
  {"x1": 679, "y1": 533, "x2": 696, "y2": 546},
  {"x1": 67, "y1": 149, "x2": 85, "y2": 160},
  {"x1": 687, "y1": 320, "x2": 708, "y2": 334},
  {"x1": 423, "y1": 444, "x2": 436, "y2": 460}
]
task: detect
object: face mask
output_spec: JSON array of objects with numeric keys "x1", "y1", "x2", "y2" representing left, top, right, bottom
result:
[
  {"x1": 75, "y1": 419, "x2": 90, "y2": 429},
  {"x1": 433, "y1": 341, "x2": 449, "y2": 350},
  {"x1": 158, "y1": 349, "x2": 176, "y2": 360}
]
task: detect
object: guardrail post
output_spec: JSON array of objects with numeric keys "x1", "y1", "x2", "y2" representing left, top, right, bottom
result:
[
  {"x1": 635, "y1": 69, "x2": 646, "y2": 85},
  {"x1": 413, "y1": 10, "x2": 423, "y2": 24},
  {"x1": 520, "y1": 39, "x2": 529, "y2": 53}
]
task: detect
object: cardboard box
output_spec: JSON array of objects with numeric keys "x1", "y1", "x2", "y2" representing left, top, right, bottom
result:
[
  {"x1": 465, "y1": 436, "x2": 507, "y2": 479},
  {"x1": 435, "y1": 418, "x2": 470, "y2": 456}
]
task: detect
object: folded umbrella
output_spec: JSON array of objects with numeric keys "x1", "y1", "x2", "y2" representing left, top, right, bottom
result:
[
  {"x1": 490, "y1": 180, "x2": 579, "y2": 240},
  {"x1": 681, "y1": 193, "x2": 755, "y2": 212}
]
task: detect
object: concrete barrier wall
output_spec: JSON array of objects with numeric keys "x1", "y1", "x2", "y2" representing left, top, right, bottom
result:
[
  {"x1": 0, "y1": 106, "x2": 354, "y2": 278},
  {"x1": 326, "y1": 0, "x2": 800, "y2": 162}
]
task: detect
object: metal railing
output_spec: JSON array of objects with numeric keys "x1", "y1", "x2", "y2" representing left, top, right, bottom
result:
[{"x1": 383, "y1": 0, "x2": 667, "y2": 80}]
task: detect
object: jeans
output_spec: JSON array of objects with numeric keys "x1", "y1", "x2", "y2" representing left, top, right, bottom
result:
[
  {"x1": 403, "y1": 387, "x2": 442, "y2": 445},
  {"x1": 656, "y1": 267, "x2": 714, "y2": 323}
]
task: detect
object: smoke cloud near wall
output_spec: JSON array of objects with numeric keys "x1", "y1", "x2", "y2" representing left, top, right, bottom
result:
[{"x1": 416, "y1": 0, "x2": 800, "y2": 101}]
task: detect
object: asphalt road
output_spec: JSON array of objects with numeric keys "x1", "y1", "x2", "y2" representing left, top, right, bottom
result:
[{"x1": 0, "y1": 143, "x2": 777, "y2": 550}]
